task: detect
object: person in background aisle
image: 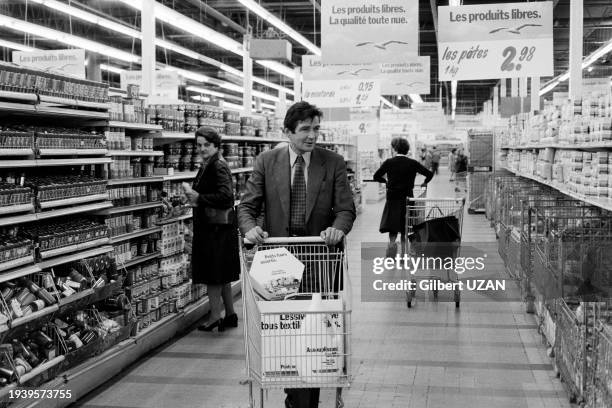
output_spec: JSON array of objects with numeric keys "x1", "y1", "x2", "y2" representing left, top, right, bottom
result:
[
  {"x1": 238, "y1": 101, "x2": 356, "y2": 408},
  {"x1": 448, "y1": 148, "x2": 457, "y2": 181},
  {"x1": 182, "y1": 127, "x2": 240, "y2": 332},
  {"x1": 454, "y1": 148, "x2": 469, "y2": 194},
  {"x1": 431, "y1": 146, "x2": 441, "y2": 175},
  {"x1": 374, "y1": 137, "x2": 433, "y2": 257}
]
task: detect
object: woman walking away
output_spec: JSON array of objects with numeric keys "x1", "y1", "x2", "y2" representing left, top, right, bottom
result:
[
  {"x1": 374, "y1": 137, "x2": 433, "y2": 257},
  {"x1": 182, "y1": 127, "x2": 240, "y2": 332}
]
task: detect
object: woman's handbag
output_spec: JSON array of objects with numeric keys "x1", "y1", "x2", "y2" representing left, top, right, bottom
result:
[{"x1": 202, "y1": 206, "x2": 234, "y2": 225}]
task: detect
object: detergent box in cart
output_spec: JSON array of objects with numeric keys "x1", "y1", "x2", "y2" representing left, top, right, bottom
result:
[
  {"x1": 258, "y1": 296, "x2": 345, "y2": 384},
  {"x1": 249, "y1": 247, "x2": 304, "y2": 301}
]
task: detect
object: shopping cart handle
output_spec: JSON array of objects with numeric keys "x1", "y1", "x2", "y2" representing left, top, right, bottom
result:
[{"x1": 243, "y1": 236, "x2": 326, "y2": 245}]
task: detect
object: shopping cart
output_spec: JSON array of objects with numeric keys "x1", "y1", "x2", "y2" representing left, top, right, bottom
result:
[
  {"x1": 404, "y1": 196, "x2": 466, "y2": 308},
  {"x1": 454, "y1": 171, "x2": 468, "y2": 197},
  {"x1": 241, "y1": 237, "x2": 351, "y2": 408}
]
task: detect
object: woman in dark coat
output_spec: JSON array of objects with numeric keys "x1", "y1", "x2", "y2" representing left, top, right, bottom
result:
[
  {"x1": 373, "y1": 137, "x2": 433, "y2": 256},
  {"x1": 182, "y1": 127, "x2": 240, "y2": 332}
]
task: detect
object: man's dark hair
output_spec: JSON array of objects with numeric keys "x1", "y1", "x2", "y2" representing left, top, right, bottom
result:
[
  {"x1": 451, "y1": 148, "x2": 457, "y2": 154},
  {"x1": 195, "y1": 126, "x2": 222, "y2": 148},
  {"x1": 391, "y1": 137, "x2": 410, "y2": 155},
  {"x1": 283, "y1": 101, "x2": 323, "y2": 133}
]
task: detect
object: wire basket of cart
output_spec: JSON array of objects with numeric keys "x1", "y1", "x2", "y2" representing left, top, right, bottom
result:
[
  {"x1": 241, "y1": 236, "x2": 351, "y2": 408},
  {"x1": 404, "y1": 196, "x2": 466, "y2": 308}
]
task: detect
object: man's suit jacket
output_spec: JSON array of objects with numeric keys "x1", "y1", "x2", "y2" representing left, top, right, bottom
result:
[{"x1": 238, "y1": 146, "x2": 356, "y2": 237}]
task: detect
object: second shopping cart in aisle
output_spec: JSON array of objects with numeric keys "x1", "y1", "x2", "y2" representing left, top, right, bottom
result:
[
  {"x1": 241, "y1": 237, "x2": 351, "y2": 408},
  {"x1": 404, "y1": 195, "x2": 466, "y2": 308}
]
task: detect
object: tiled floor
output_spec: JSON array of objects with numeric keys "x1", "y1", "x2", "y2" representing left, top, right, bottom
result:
[{"x1": 75, "y1": 170, "x2": 572, "y2": 408}]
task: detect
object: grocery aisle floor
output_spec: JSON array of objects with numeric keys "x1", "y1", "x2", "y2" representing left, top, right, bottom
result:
[{"x1": 75, "y1": 169, "x2": 572, "y2": 408}]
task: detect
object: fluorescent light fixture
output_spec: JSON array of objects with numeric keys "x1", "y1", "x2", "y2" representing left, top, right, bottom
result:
[
  {"x1": 253, "y1": 90, "x2": 280, "y2": 103},
  {"x1": 409, "y1": 94, "x2": 423, "y2": 103},
  {"x1": 0, "y1": 14, "x2": 139, "y2": 63},
  {"x1": 0, "y1": 39, "x2": 35, "y2": 52},
  {"x1": 255, "y1": 60, "x2": 296, "y2": 79},
  {"x1": 541, "y1": 38, "x2": 612, "y2": 95},
  {"x1": 588, "y1": 66, "x2": 594, "y2": 72},
  {"x1": 191, "y1": 95, "x2": 211, "y2": 103},
  {"x1": 236, "y1": 0, "x2": 320, "y2": 56},
  {"x1": 100, "y1": 64, "x2": 124, "y2": 74},
  {"x1": 186, "y1": 86, "x2": 228, "y2": 99},
  {"x1": 380, "y1": 96, "x2": 399, "y2": 110}
]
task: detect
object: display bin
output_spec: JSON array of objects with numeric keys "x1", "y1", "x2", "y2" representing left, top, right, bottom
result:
[
  {"x1": 467, "y1": 171, "x2": 489, "y2": 214},
  {"x1": 62, "y1": 335, "x2": 103, "y2": 372},
  {"x1": 467, "y1": 130, "x2": 493, "y2": 168},
  {"x1": 588, "y1": 321, "x2": 612, "y2": 408},
  {"x1": 555, "y1": 300, "x2": 612, "y2": 405}
]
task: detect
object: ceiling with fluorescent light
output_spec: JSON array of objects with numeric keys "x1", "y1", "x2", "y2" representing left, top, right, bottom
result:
[{"x1": 0, "y1": 0, "x2": 611, "y2": 114}]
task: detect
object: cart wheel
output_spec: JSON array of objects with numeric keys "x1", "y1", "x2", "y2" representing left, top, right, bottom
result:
[
  {"x1": 336, "y1": 388, "x2": 344, "y2": 408},
  {"x1": 455, "y1": 301, "x2": 460, "y2": 308},
  {"x1": 433, "y1": 289, "x2": 438, "y2": 300},
  {"x1": 407, "y1": 301, "x2": 412, "y2": 308}
]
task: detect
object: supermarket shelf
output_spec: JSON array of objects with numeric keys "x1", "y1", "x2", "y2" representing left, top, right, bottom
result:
[
  {"x1": 35, "y1": 201, "x2": 113, "y2": 221},
  {"x1": 0, "y1": 255, "x2": 35, "y2": 272},
  {"x1": 0, "y1": 148, "x2": 34, "y2": 156},
  {"x1": 5, "y1": 305, "x2": 59, "y2": 333},
  {"x1": 95, "y1": 200, "x2": 161, "y2": 215},
  {"x1": 504, "y1": 167, "x2": 612, "y2": 212},
  {"x1": 0, "y1": 157, "x2": 112, "y2": 169},
  {"x1": 108, "y1": 121, "x2": 162, "y2": 131},
  {"x1": 232, "y1": 167, "x2": 253, "y2": 174},
  {"x1": 502, "y1": 142, "x2": 612, "y2": 150},
  {"x1": 18, "y1": 356, "x2": 66, "y2": 385},
  {"x1": 39, "y1": 149, "x2": 108, "y2": 156},
  {"x1": 157, "y1": 132, "x2": 193, "y2": 140},
  {"x1": 39, "y1": 194, "x2": 109, "y2": 210},
  {"x1": 58, "y1": 289, "x2": 95, "y2": 308},
  {"x1": 120, "y1": 252, "x2": 161, "y2": 269},
  {"x1": 38, "y1": 95, "x2": 109, "y2": 111},
  {"x1": 0, "y1": 203, "x2": 35, "y2": 216},
  {"x1": 156, "y1": 212, "x2": 192, "y2": 225},
  {"x1": 162, "y1": 171, "x2": 197, "y2": 181},
  {"x1": 318, "y1": 140, "x2": 354, "y2": 147},
  {"x1": 38, "y1": 245, "x2": 114, "y2": 270},
  {"x1": 39, "y1": 238, "x2": 111, "y2": 260},
  {"x1": 109, "y1": 227, "x2": 161, "y2": 244},
  {"x1": 0, "y1": 263, "x2": 41, "y2": 283},
  {"x1": 0, "y1": 201, "x2": 110, "y2": 226},
  {"x1": 0, "y1": 90, "x2": 38, "y2": 103},
  {"x1": 0, "y1": 101, "x2": 109, "y2": 119},
  {"x1": 12, "y1": 280, "x2": 241, "y2": 408},
  {"x1": 107, "y1": 150, "x2": 164, "y2": 157},
  {"x1": 107, "y1": 176, "x2": 164, "y2": 186}
]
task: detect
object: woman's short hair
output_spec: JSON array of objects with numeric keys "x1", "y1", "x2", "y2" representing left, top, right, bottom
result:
[
  {"x1": 391, "y1": 137, "x2": 410, "y2": 154},
  {"x1": 284, "y1": 101, "x2": 323, "y2": 133},
  {"x1": 195, "y1": 126, "x2": 222, "y2": 148}
]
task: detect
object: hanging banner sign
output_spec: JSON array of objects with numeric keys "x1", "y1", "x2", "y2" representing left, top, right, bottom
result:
[
  {"x1": 12, "y1": 49, "x2": 85, "y2": 79},
  {"x1": 120, "y1": 70, "x2": 180, "y2": 100},
  {"x1": 438, "y1": 1, "x2": 553, "y2": 81},
  {"x1": 380, "y1": 58, "x2": 430, "y2": 95},
  {"x1": 303, "y1": 55, "x2": 429, "y2": 96},
  {"x1": 302, "y1": 79, "x2": 380, "y2": 108},
  {"x1": 302, "y1": 55, "x2": 379, "y2": 81},
  {"x1": 321, "y1": 0, "x2": 419, "y2": 65}
]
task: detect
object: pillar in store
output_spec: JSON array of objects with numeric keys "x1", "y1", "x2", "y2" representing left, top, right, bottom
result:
[
  {"x1": 294, "y1": 66, "x2": 302, "y2": 102},
  {"x1": 493, "y1": 86, "x2": 499, "y2": 116},
  {"x1": 500, "y1": 79, "x2": 507, "y2": 99},
  {"x1": 519, "y1": 77, "x2": 528, "y2": 113},
  {"x1": 242, "y1": 34, "x2": 253, "y2": 115},
  {"x1": 510, "y1": 78, "x2": 518, "y2": 97},
  {"x1": 85, "y1": 52, "x2": 101, "y2": 82},
  {"x1": 569, "y1": 0, "x2": 583, "y2": 101},
  {"x1": 276, "y1": 90, "x2": 287, "y2": 119},
  {"x1": 141, "y1": 0, "x2": 155, "y2": 97},
  {"x1": 531, "y1": 76, "x2": 541, "y2": 113}
]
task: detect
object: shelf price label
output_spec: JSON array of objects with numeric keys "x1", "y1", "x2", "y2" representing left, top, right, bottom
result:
[
  {"x1": 437, "y1": 1, "x2": 553, "y2": 81},
  {"x1": 302, "y1": 79, "x2": 380, "y2": 108}
]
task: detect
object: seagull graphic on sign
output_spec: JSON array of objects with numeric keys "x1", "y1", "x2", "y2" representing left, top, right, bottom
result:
[
  {"x1": 489, "y1": 24, "x2": 542, "y2": 34},
  {"x1": 355, "y1": 40, "x2": 409, "y2": 50},
  {"x1": 336, "y1": 68, "x2": 372, "y2": 76},
  {"x1": 395, "y1": 81, "x2": 424, "y2": 87}
]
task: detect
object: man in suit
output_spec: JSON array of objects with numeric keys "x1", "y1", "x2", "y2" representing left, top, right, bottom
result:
[{"x1": 238, "y1": 101, "x2": 356, "y2": 408}]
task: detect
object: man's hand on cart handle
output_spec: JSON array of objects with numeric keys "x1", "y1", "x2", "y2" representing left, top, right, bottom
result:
[
  {"x1": 245, "y1": 226, "x2": 269, "y2": 244},
  {"x1": 320, "y1": 227, "x2": 344, "y2": 246}
]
